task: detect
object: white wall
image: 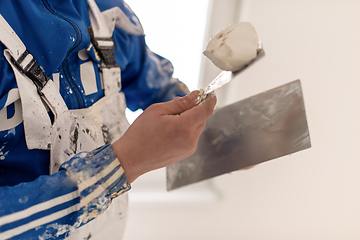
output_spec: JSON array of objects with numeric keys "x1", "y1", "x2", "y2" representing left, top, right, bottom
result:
[{"x1": 124, "y1": 0, "x2": 360, "y2": 239}]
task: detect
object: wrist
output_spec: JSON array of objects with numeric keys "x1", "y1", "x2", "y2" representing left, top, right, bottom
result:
[{"x1": 111, "y1": 138, "x2": 138, "y2": 184}]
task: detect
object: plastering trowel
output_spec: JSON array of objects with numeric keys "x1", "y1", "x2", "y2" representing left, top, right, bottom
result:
[{"x1": 166, "y1": 79, "x2": 311, "y2": 191}]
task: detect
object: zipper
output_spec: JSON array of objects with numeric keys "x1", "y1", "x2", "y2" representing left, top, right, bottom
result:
[{"x1": 41, "y1": 0, "x2": 85, "y2": 108}]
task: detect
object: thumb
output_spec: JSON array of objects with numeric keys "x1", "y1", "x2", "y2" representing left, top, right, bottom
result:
[{"x1": 163, "y1": 91, "x2": 200, "y2": 115}]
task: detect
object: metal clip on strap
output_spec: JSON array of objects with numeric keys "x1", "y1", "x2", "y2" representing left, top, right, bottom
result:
[
  {"x1": 10, "y1": 50, "x2": 49, "y2": 92},
  {"x1": 88, "y1": 27, "x2": 116, "y2": 67}
]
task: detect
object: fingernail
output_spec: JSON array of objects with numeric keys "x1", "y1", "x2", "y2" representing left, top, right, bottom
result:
[{"x1": 187, "y1": 90, "x2": 199, "y2": 102}]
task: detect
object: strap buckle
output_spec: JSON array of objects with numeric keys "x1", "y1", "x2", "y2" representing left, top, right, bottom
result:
[
  {"x1": 88, "y1": 27, "x2": 117, "y2": 67},
  {"x1": 10, "y1": 50, "x2": 50, "y2": 92}
]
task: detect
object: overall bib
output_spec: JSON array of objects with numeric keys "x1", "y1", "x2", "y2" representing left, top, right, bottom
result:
[{"x1": 0, "y1": 0, "x2": 134, "y2": 238}]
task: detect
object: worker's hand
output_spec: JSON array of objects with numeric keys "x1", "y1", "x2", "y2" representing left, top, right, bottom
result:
[{"x1": 112, "y1": 91, "x2": 217, "y2": 183}]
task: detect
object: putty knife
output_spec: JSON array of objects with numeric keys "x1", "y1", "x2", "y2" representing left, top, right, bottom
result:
[{"x1": 197, "y1": 42, "x2": 265, "y2": 103}]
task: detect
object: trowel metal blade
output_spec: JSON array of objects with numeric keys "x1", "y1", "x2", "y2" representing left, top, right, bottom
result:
[{"x1": 166, "y1": 79, "x2": 311, "y2": 191}]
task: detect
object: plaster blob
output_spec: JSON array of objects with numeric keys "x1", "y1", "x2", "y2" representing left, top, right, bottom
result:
[{"x1": 203, "y1": 22, "x2": 259, "y2": 72}]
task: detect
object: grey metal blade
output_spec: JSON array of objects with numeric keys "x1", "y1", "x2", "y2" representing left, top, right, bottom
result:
[{"x1": 166, "y1": 79, "x2": 311, "y2": 191}]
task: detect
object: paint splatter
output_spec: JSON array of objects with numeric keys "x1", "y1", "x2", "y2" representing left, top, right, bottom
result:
[{"x1": 0, "y1": 144, "x2": 8, "y2": 161}]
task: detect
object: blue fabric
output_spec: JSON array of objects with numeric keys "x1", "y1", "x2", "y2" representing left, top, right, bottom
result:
[
  {"x1": 0, "y1": 0, "x2": 188, "y2": 186},
  {"x1": 0, "y1": 144, "x2": 130, "y2": 239},
  {"x1": 0, "y1": 0, "x2": 188, "y2": 238}
]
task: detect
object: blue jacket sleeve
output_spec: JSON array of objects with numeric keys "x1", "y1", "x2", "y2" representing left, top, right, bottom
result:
[
  {"x1": 0, "y1": 144, "x2": 130, "y2": 240},
  {"x1": 96, "y1": 0, "x2": 189, "y2": 111}
]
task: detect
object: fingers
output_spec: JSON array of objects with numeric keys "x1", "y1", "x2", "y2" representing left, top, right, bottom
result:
[
  {"x1": 181, "y1": 92, "x2": 217, "y2": 126},
  {"x1": 151, "y1": 90, "x2": 216, "y2": 130},
  {"x1": 195, "y1": 120, "x2": 207, "y2": 138},
  {"x1": 161, "y1": 91, "x2": 200, "y2": 115}
]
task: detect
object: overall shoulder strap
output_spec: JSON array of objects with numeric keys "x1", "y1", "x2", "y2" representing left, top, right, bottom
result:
[
  {"x1": 0, "y1": 14, "x2": 49, "y2": 91},
  {"x1": 0, "y1": 14, "x2": 67, "y2": 150},
  {"x1": 88, "y1": 0, "x2": 116, "y2": 67},
  {"x1": 87, "y1": 0, "x2": 121, "y2": 95}
]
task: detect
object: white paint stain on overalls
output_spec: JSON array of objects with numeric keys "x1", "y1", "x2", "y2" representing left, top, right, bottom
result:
[{"x1": 0, "y1": 0, "x2": 144, "y2": 238}]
